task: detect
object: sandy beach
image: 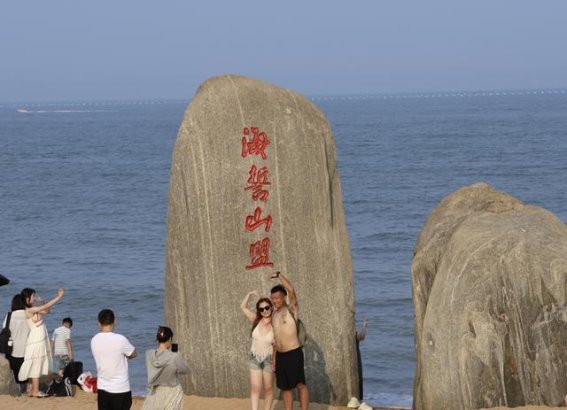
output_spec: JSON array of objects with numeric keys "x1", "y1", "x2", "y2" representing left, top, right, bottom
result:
[
  {"x1": 482, "y1": 408, "x2": 563, "y2": 410},
  {"x1": 1, "y1": 390, "x2": 565, "y2": 410},
  {"x1": 0, "y1": 389, "x2": 412, "y2": 410}
]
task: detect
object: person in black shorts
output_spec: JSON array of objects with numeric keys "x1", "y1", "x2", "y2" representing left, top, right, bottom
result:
[{"x1": 270, "y1": 272, "x2": 309, "y2": 410}]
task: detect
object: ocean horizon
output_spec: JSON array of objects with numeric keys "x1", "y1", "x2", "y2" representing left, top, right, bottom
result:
[{"x1": 1, "y1": 86, "x2": 566, "y2": 107}]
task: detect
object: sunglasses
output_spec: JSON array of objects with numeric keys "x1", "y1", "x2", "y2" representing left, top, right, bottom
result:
[{"x1": 258, "y1": 306, "x2": 272, "y2": 312}]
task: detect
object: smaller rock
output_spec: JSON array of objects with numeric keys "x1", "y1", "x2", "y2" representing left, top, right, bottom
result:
[{"x1": 0, "y1": 354, "x2": 19, "y2": 395}]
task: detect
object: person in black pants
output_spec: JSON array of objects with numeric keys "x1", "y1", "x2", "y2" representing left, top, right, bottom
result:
[
  {"x1": 91, "y1": 309, "x2": 137, "y2": 410},
  {"x1": 3, "y1": 294, "x2": 30, "y2": 394}
]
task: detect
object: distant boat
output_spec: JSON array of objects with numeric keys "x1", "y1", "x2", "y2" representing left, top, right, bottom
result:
[{"x1": 17, "y1": 107, "x2": 32, "y2": 114}]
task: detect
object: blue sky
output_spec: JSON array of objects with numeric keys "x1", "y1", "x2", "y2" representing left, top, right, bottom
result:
[{"x1": 1, "y1": 1, "x2": 566, "y2": 102}]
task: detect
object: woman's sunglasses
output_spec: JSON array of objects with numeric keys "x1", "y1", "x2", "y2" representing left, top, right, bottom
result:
[{"x1": 258, "y1": 306, "x2": 272, "y2": 312}]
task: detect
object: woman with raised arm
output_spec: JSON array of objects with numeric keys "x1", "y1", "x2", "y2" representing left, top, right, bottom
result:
[
  {"x1": 240, "y1": 290, "x2": 275, "y2": 410},
  {"x1": 18, "y1": 287, "x2": 65, "y2": 398}
]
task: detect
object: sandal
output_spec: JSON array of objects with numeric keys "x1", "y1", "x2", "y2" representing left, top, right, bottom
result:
[{"x1": 35, "y1": 392, "x2": 49, "y2": 398}]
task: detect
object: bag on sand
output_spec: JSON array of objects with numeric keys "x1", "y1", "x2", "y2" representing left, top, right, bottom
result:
[
  {"x1": 63, "y1": 361, "x2": 83, "y2": 385},
  {"x1": 45, "y1": 377, "x2": 74, "y2": 397},
  {"x1": 77, "y1": 371, "x2": 98, "y2": 393},
  {"x1": 0, "y1": 312, "x2": 13, "y2": 355}
]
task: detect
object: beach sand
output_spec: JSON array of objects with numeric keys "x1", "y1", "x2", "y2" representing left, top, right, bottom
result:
[
  {"x1": 411, "y1": 407, "x2": 564, "y2": 410},
  {"x1": 2, "y1": 391, "x2": 564, "y2": 409},
  {"x1": 0, "y1": 389, "x2": 410, "y2": 410},
  {"x1": 481, "y1": 407, "x2": 563, "y2": 410}
]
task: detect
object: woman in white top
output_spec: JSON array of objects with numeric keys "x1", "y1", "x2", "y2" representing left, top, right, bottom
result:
[
  {"x1": 3, "y1": 294, "x2": 30, "y2": 394},
  {"x1": 18, "y1": 287, "x2": 65, "y2": 397},
  {"x1": 240, "y1": 291, "x2": 275, "y2": 410}
]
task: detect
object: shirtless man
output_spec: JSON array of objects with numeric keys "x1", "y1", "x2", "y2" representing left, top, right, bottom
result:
[{"x1": 270, "y1": 271, "x2": 309, "y2": 410}]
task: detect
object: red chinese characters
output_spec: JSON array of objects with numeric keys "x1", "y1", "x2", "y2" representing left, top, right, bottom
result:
[
  {"x1": 244, "y1": 165, "x2": 270, "y2": 202},
  {"x1": 245, "y1": 207, "x2": 272, "y2": 232},
  {"x1": 241, "y1": 126, "x2": 275, "y2": 271},
  {"x1": 245, "y1": 238, "x2": 274, "y2": 270},
  {"x1": 242, "y1": 127, "x2": 270, "y2": 160}
]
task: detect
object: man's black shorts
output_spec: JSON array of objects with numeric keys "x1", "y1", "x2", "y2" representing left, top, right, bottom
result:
[
  {"x1": 97, "y1": 389, "x2": 132, "y2": 410},
  {"x1": 275, "y1": 347, "x2": 306, "y2": 390}
]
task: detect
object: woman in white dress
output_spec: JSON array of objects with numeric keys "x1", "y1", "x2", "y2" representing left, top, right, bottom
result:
[
  {"x1": 240, "y1": 291, "x2": 275, "y2": 410},
  {"x1": 18, "y1": 287, "x2": 65, "y2": 397}
]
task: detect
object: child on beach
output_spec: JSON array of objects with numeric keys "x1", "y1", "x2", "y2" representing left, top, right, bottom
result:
[{"x1": 51, "y1": 317, "x2": 74, "y2": 376}]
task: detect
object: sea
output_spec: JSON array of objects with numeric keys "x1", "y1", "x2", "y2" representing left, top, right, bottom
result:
[{"x1": 1, "y1": 89, "x2": 566, "y2": 408}]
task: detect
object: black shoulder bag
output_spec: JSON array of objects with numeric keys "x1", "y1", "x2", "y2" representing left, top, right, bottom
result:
[{"x1": 0, "y1": 312, "x2": 13, "y2": 355}]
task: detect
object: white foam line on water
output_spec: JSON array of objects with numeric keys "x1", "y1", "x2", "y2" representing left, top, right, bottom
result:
[
  {"x1": 309, "y1": 88, "x2": 567, "y2": 102},
  {"x1": 27, "y1": 110, "x2": 112, "y2": 113},
  {"x1": 0, "y1": 99, "x2": 188, "y2": 109},
  {"x1": 1, "y1": 90, "x2": 566, "y2": 109}
]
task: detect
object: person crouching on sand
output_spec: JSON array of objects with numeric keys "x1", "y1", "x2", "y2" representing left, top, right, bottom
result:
[
  {"x1": 240, "y1": 290, "x2": 275, "y2": 410},
  {"x1": 142, "y1": 326, "x2": 190, "y2": 410}
]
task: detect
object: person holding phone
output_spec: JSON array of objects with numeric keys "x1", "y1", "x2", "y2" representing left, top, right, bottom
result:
[
  {"x1": 18, "y1": 287, "x2": 65, "y2": 398},
  {"x1": 142, "y1": 326, "x2": 190, "y2": 410}
]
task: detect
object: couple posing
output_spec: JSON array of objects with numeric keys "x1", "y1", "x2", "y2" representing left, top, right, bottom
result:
[{"x1": 240, "y1": 272, "x2": 309, "y2": 410}]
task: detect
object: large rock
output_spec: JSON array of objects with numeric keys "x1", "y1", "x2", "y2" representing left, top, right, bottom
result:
[
  {"x1": 0, "y1": 355, "x2": 18, "y2": 395},
  {"x1": 164, "y1": 75, "x2": 357, "y2": 404},
  {"x1": 412, "y1": 183, "x2": 567, "y2": 409}
]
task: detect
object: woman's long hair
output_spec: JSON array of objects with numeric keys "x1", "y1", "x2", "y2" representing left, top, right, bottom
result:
[
  {"x1": 251, "y1": 298, "x2": 272, "y2": 335},
  {"x1": 20, "y1": 288, "x2": 36, "y2": 308},
  {"x1": 11, "y1": 294, "x2": 26, "y2": 311}
]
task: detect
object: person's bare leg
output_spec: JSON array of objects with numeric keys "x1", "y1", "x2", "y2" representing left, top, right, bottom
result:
[
  {"x1": 262, "y1": 370, "x2": 274, "y2": 410},
  {"x1": 30, "y1": 377, "x2": 39, "y2": 396},
  {"x1": 282, "y1": 389, "x2": 294, "y2": 410},
  {"x1": 250, "y1": 369, "x2": 262, "y2": 410},
  {"x1": 297, "y1": 383, "x2": 309, "y2": 410}
]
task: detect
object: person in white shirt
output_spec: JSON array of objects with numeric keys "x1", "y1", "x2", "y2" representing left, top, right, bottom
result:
[
  {"x1": 91, "y1": 309, "x2": 137, "y2": 410},
  {"x1": 3, "y1": 294, "x2": 30, "y2": 394},
  {"x1": 51, "y1": 317, "x2": 73, "y2": 376}
]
